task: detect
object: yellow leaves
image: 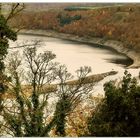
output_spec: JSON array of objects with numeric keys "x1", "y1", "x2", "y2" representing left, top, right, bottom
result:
[
  {"x1": 66, "y1": 128, "x2": 78, "y2": 137},
  {"x1": 49, "y1": 127, "x2": 58, "y2": 137},
  {"x1": 65, "y1": 102, "x2": 94, "y2": 137},
  {"x1": 108, "y1": 30, "x2": 112, "y2": 36}
]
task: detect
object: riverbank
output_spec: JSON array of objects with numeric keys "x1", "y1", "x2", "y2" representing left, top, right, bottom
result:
[
  {"x1": 18, "y1": 29, "x2": 140, "y2": 68},
  {"x1": 3, "y1": 70, "x2": 117, "y2": 99}
]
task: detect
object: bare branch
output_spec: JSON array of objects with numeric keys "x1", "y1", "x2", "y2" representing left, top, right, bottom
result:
[{"x1": 6, "y1": 3, "x2": 25, "y2": 22}]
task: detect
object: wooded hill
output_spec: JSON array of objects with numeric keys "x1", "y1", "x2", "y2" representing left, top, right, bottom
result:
[{"x1": 10, "y1": 4, "x2": 140, "y2": 53}]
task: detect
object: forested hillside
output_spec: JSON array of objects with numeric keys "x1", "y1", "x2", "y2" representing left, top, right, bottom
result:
[
  {"x1": 1, "y1": 3, "x2": 140, "y2": 137},
  {"x1": 10, "y1": 4, "x2": 140, "y2": 52}
]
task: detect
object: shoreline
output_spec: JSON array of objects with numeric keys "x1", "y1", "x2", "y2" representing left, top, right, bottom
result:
[
  {"x1": 4, "y1": 70, "x2": 117, "y2": 99},
  {"x1": 18, "y1": 29, "x2": 140, "y2": 69}
]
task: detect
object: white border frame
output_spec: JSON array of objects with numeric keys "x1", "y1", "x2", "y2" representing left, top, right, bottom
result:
[{"x1": 0, "y1": 0, "x2": 140, "y2": 3}]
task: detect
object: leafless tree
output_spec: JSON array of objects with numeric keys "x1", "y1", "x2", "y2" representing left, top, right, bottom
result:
[
  {"x1": 0, "y1": 42, "x2": 95, "y2": 137},
  {"x1": 0, "y1": 3, "x2": 25, "y2": 32}
]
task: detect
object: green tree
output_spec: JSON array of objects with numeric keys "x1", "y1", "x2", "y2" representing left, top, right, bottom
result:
[
  {"x1": 58, "y1": 13, "x2": 81, "y2": 27},
  {"x1": 88, "y1": 70, "x2": 140, "y2": 136},
  {"x1": 0, "y1": 14, "x2": 17, "y2": 111},
  {"x1": 0, "y1": 45, "x2": 94, "y2": 137},
  {"x1": 0, "y1": 3, "x2": 24, "y2": 134}
]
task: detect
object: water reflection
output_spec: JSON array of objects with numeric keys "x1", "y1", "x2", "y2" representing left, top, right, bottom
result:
[{"x1": 105, "y1": 58, "x2": 133, "y2": 67}]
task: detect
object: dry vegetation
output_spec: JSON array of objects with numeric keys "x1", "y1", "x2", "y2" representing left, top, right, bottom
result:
[
  {"x1": 10, "y1": 4, "x2": 140, "y2": 53},
  {"x1": 2, "y1": 71, "x2": 117, "y2": 99},
  {"x1": 1, "y1": 4, "x2": 140, "y2": 137}
]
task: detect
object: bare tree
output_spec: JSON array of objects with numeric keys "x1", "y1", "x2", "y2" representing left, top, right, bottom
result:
[
  {"x1": 0, "y1": 43, "x2": 95, "y2": 137},
  {"x1": 0, "y1": 3, "x2": 25, "y2": 21},
  {"x1": 5, "y1": 3, "x2": 25, "y2": 22},
  {"x1": 41, "y1": 65, "x2": 94, "y2": 136},
  {"x1": 0, "y1": 3, "x2": 25, "y2": 32}
]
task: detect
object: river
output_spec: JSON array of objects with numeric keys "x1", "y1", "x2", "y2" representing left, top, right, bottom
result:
[{"x1": 8, "y1": 34, "x2": 140, "y2": 95}]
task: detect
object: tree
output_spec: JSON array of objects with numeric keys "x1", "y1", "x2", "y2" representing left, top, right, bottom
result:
[
  {"x1": 88, "y1": 70, "x2": 140, "y2": 136},
  {"x1": 0, "y1": 3, "x2": 25, "y2": 135},
  {"x1": 42, "y1": 65, "x2": 93, "y2": 137},
  {"x1": 0, "y1": 14, "x2": 17, "y2": 71},
  {"x1": 0, "y1": 7, "x2": 16, "y2": 112},
  {"x1": 0, "y1": 3, "x2": 24, "y2": 95},
  {"x1": 0, "y1": 44, "x2": 94, "y2": 137}
]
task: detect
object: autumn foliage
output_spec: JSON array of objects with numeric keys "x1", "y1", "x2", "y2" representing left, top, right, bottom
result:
[
  {"x1": 10, "y1": 4, "x2": 140, "y2": 52},
  {"x1": 2, "y1": 4, "x2": 140, "y2": 137}
]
